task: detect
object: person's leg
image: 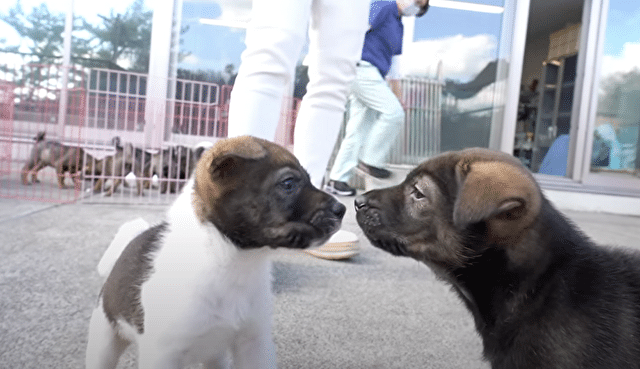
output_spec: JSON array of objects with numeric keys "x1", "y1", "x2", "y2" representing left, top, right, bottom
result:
[
  {"x1": 227, "y1": 0, "x2": 313, "y2": 140},
  {"x1": 357, "y1": 71, "x2": 405, "y2": 169},
  {"x1": 292, "y1": 0, "x2": 369, "y2": 187},
  {"x1": 329, "y1": 62, "x2": 402, "y2": 181},
  {"x1": 328, "y1": 91, "x2": 374, "y2": 183}
]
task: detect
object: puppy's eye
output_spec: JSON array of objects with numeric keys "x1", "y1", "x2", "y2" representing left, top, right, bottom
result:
[
  {"x1": 278, "y1": 177, "x2": 298, "y2": 193},
  {"x1": 411, "y1": 186, "x2": 425, "y2": 200}
]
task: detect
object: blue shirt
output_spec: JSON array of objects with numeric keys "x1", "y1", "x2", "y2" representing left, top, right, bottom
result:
[{"x1": 361, "y1": 1, "x2": 403, "y2": 78}]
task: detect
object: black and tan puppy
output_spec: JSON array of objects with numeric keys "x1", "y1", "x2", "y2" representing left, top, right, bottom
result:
[
  {"x1": 124, "y1": 143, "x2": 153, "y2": 195},
  {"x1": 144, "y1": 144, "x2": 200, "y2": 194},
  {"x1": 86, "y1": 137, "x2": 133, "y2": 195},
  {"x1": 86, "y1": 136, "x2": 346, "y2": 368},
  {"x1": 22, "y1": 131, "x2": 91, "y2": 189},
  {"x1": 160, "y1": 144, "x2": 200, "y2": 194},
  {"x1": 355, "y1": 148, "x2": 640, "y2": 369}
]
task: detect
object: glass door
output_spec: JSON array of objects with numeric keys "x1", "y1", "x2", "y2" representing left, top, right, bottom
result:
[
  {"x1": 583, "y1": 0, "x2": 640, "y2": 193},
  {"x1": 516, "y1": 0, "x2": 584, "y2": 175},
  {"x1": 530, "y1": 54, "x2": 578, "y2": 174},
  {"x1": 409, "y1": 0, "x2": 512, "y2": 153}
]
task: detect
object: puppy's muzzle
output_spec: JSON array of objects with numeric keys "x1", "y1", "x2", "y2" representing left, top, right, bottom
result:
[
  {"x1": 354, "y1": 195, "x2": 367, "y2": 212},
  {"x1": 354, "y1": 195, "x2": 381, "y2": 228},
  {"x1": 311, "y1": 200, "x2": 346, "y2": 235},
  {"x1": 354, "y1": 194, "x2": 407, "y2": 256},
  {"x1": 331, "y1": 201, "x2": 347, "y2": 219}
]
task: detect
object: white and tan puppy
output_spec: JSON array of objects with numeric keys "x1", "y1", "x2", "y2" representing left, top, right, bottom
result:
[{"x1": 85, "y1": 136, "x2": 346, "y2": 369}]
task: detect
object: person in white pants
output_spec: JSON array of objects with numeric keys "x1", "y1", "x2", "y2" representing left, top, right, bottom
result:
[
  {"x1": 227, "y1": 0, "x2": 369, "y2": 260},
  {"x1": 327, "y1": 59, "x2": 405, "y2": 193},
  {"x1": 325, "y1": 0, "x2": 430, "y2": 197}
]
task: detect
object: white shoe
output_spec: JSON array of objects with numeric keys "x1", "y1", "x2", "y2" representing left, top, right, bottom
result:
[{"x1": 304, "y1": 229, "x2": 360, "y2": 260}]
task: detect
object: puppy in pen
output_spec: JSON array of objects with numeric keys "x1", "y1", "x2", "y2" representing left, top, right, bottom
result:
[
  {"x1": 142, "y1": 144, "x2": 208, "y2": 194},
  {"x1": 21, "y1": 131, "x2": 93, "y2": 189},
  {"x1": 86, "y1": 137, "x2": 133, "y2": 196}
]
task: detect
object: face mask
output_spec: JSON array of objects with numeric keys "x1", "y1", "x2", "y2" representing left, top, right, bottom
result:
[{"x1": 401, "y1": 2, "x2": 420, "y2": 17}]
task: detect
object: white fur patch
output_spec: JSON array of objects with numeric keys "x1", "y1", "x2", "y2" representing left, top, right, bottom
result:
[
  {"x1": 97, "y1": 217, "x2": 150, "y2": 277},
  {"x1": 87, "y1": 178, "x2": 278, "y2": 368}
]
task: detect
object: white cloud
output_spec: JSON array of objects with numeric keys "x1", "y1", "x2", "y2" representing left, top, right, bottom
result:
[
  {"x1": 181, "y1": 54, "x2": 201, "y2": 65},
  {"x1": 394, "y1": 34, "x2": 501, "y2": 111},
  {"x1": 400, "y1": 34, "x2": 497, "y2": 81},
  {"x1": 181, "y1": 0, "x2": 251, "y2": 21},
  {"x1": 456, "y1": 79, "x2": 506, "y2": 112},
  {"x1": 212, "y1": 0, "x2": 252, "y2": 22},
  {"x1": 600, "y1": 41, "x2": 640, "y2": 78},
  {"x1": 0, "y1": 21, "x2": 20, "y2": 44}
]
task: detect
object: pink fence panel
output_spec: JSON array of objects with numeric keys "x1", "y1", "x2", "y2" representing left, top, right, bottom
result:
[
  {"x1": 85, "y1": 69, "x2": 147, "y2": 131},
  {"x1": 0, "y1": 64, "x2": 87, "y2": 203},
  {"x1": 171, "y1": 80, "x2": 223, "y2": 137},
  {"x1": 1, "y1": 64, "x2": 303, "y2": 204},
  {"x1": 0, "y1": 82, "x2": 15, "y2": 175}
]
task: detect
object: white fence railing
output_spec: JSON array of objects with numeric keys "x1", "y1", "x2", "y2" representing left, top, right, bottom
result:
[{"x1": 390, "y1": 76, "x2": 443, "y2": 166}]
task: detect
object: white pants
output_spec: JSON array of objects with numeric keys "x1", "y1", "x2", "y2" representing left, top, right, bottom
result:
[
  {"x1": 329, "y1": 61, "x2": 405, "y2": 183},
  {"x1": 228, "y1": 0, "x2": 369, "y2": 187}
]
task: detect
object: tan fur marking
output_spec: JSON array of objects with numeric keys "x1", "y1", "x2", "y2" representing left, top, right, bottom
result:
[
  {"x1": 192, "y1": 136, "x2": 267, "y2": 223},
  {"x1": 454, "y1": 160, "x2": 542, "y2": 247},
  {"x1": 191, "y1": 136, "x2": 300, "y2": 224}
]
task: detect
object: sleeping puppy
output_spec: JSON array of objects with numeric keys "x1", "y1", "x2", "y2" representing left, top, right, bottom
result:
[
  {"x1": 355, "y1": 148, "x2": 640, "y2": 369},
  {"x1": 85, "y1": 136, "x2": 346, "y2": 369}
]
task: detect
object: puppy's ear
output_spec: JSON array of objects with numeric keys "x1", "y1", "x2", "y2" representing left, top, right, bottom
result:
[
  {"x1": 205, "y1": 136, "x2": 268, "y2": 180},
  {"x1": 453, "y1": 160, "x2": 541, "y2": 244},
  {"x1": 210, "y1": 154, "x2": 246, "y2": 180}
]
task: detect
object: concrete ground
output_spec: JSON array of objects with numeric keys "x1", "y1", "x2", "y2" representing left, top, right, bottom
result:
[{"x1": 1, "y1": 193, "x2": 640, "y2": 369}]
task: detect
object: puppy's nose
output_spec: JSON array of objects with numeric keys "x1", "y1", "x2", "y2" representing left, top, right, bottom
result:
[
  {"x1": 331, "y1": 201, "x2": 346, "y2": 219},
  {"x1": 354, "y1": 195, "x2": 367, "y2": 211}
]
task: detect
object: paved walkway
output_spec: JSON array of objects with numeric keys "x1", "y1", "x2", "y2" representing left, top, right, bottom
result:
[{"x1": 1, "y1": 194, "x2": 639, "y2": 368}]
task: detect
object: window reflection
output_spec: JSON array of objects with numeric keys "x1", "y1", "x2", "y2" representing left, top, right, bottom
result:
[
  {"x1": 177, "y1": 1, "x2": 250, "y2": 85},
  {"x1": 411, "y1": 1, "x2": 504, "y2": 152},
  {"x1": 516, "y1": 0, "x2": 583, "y2": 175},
  {"x1": 591, "y1": 0, "x2": 640, "y2": 176}
]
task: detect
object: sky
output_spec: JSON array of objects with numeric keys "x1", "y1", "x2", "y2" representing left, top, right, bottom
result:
[
  {"x1": 1, "y1": 0, "x2": 638, "y2": 85},
  {"x1": 0, "y1": 0, "x2": 149, "y2": 54},
  {"x1": 179, "y1": 0, "x2": 248, "y2": 73},
  {"x1": 176, "y1": 0, "x2": 505, "y2": 82},
  {"x1": 0, "y1": 0, "x2": 503, "y2": 80},
  {"x1": 407, "y1": 5, "x2": 501, "y2": 80},
  {"x1": 600, "y1": 0, "x2": 640, "y2": 80},
  {"x1": 0, "y1": 0, "x2": 144, "y2": 28}
]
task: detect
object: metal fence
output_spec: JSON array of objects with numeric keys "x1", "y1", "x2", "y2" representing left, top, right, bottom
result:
[
  {"x1": 0, "y1": 64, "x2": 302, "y2": 204},
  {"x1": 0, "y1": 64, "x2": 86, "y2": 202},
  {"x1": 389, "y1": 76, "x2": 443, "y2": 166},
  {"x1": 0, "y1": 82, "x2": 15, "y2": 176},
  {"x1": 0, "y1": 63, "x2": 441, "y2": 204},
  {"x1": 80, "y1": 68, "x2": 230, "y2": 204}
]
